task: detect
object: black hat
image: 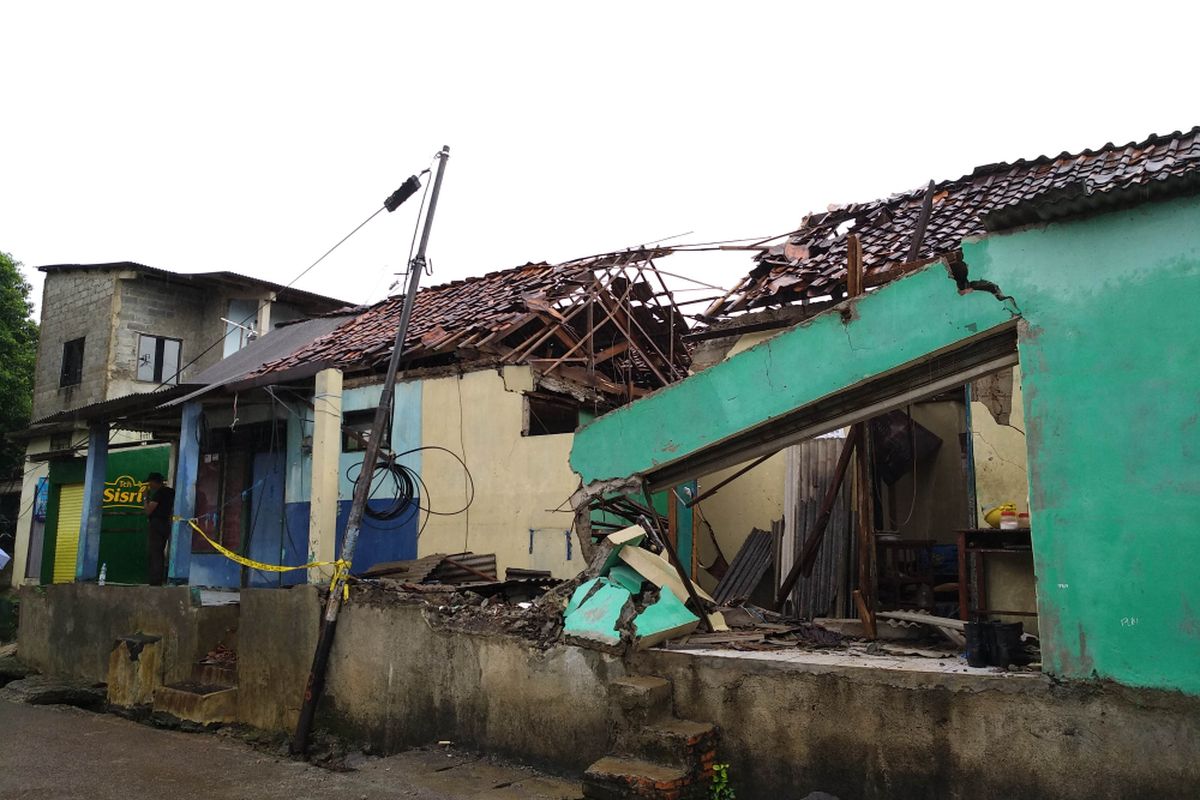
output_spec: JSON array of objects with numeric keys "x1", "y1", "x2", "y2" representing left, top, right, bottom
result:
[{"x1": 146, "y1": 472, "x2": 166, "y2": 483}]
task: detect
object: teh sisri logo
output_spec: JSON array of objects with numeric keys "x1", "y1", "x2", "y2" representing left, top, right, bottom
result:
[{"x1": 103, "y1": 475, "x2": 148, "y2": 509}]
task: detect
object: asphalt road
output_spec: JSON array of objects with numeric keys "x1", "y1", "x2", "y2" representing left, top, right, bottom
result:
[{"x1": 0, "y1": 701, "x2": 581, "y2": 800}]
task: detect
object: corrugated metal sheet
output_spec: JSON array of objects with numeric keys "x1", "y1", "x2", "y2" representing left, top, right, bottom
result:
[
  {"x1": 713, "y1": 529, "x2": 774, "y2": 605},
  {"x1": 433, "y1": 552, "x2": 498, "y2": 584},
  {"x1": 779, "y1": 437, "x2": 857, "y2": 619},
  {"x1": 52, "y1": 483, "x2": 84, "y2": 584}
]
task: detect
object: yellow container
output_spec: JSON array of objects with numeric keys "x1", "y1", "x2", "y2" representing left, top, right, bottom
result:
[{"x1": 983, "y1": 503, "x2": 1017, "y2": 529}]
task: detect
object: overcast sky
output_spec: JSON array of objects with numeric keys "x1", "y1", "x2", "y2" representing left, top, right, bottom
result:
[{"x1": 3, "y1": 2, "x2": 1196, "y2": 316}]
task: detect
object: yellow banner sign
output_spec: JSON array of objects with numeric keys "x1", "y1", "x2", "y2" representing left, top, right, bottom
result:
[{"x1": 103, "y1": 475, "x2": 147, "y2": 509}]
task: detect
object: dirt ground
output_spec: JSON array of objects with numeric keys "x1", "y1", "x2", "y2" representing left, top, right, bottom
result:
[{"x1": 0, "y1": 701, "x2": 582, "y2": 800}]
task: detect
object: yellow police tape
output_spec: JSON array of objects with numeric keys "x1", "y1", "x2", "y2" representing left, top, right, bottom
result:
[{"x1": 184, "y1": 518, "x2": 351, "y2": 601}]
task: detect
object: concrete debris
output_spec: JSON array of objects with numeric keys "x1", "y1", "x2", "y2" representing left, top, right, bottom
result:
[
  {"x1": 632, "y1": 591, "x2": 700, "y2": 650},
  {"x1": 0, "y1": 653, "x2": 34, "y2": 688},
  {"x1": 0, "y1": 675, "x2": 107, "y2": 710},
  {"x1": 563, "y1": 579, "x2": 633, "y2": 648}
]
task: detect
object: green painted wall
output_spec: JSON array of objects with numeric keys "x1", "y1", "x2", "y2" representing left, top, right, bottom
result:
[
  {"x1": 570, "y1": 192, "x2": 1200, "y2": 695},
  {"x1": 571, "y1": 264, "x2": 1017, "y2": 484},
  {"x1": 39, "y1": 446, "x2": 170, "y2": 585},
  {"x1": 964, "y1": 193, "x2": 1200, "y2": 694}
]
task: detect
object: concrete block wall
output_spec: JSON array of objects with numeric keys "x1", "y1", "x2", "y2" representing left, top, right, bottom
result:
[
  {"x1": 109, "y1": 273, "x2": 218, "y2": 393},
  {"x1": 32, "y1": 271, "x2": 117, "y2": 419}
]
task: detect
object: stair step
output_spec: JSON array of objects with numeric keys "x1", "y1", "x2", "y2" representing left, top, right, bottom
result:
[
  {"x1": 584, "y1": 756, "x2": 699, "y2": 799},
  {"x1": 615, "y1": 719, "x2": 718, "y2": 769},
  {"x1": 192, "y1": 662, "x2": 237, "y2": 687},
  {"x1": 609, "y1": 675, "x2": 673, "y2": 726},
  {"x1": 153, "y1": 682, "x2": 237, "y2": 725}
]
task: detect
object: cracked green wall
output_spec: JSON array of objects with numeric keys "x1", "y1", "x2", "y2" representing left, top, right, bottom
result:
[{"x1": 965, "y1": 193, "x2": 1200, "y2": 693}]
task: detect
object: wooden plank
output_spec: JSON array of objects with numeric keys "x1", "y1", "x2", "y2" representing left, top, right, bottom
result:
[
  {"x1": 876, "y1": 610, "x2": 966, "y2": 631},
  {"x1": 846, "y1": 234, "x2": 864, "y2": 298}
]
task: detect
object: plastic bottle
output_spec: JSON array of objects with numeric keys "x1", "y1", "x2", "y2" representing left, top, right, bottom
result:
[
  {"x1": 98, "y1": 563, "x2": 107, "y2": 586},
  {"x1": 1000, "y1": 509, "x2": 1019, "y2": 530}
]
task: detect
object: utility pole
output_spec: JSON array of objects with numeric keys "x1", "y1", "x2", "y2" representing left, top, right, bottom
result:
[{"x1": 292, "y1": 145, "x2": 450, "y2": 754}]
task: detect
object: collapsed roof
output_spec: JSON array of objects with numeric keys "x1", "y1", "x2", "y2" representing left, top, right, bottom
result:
[
  {"x1": 707, "y1": 127, "x2": 1200, "y2": 315},
  {"x1": 254, "y1": 248, "x2": 692, "y2": 405}
]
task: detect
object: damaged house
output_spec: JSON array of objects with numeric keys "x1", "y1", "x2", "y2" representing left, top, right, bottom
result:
[
  {"x1": 12, "y1": 129, "x2": 1200, "y2": 800},
  {"x1": 572, "y1": 126, "x2": 1200, "y2": 695},
  {"x1": 11, "y1": 250, "x2": 693, "y2": 590}
]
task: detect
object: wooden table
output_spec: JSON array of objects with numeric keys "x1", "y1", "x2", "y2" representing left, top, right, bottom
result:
[{"x1": 956, "y1": 528, "x2": 1035, "y2": 621}]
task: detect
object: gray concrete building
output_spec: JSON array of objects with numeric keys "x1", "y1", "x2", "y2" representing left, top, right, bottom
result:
[{"x1": 8, "y1": 262, "x2": 345, "y2": 586}]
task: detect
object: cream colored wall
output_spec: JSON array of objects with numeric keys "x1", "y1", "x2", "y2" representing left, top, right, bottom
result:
[
  {"x1": 692, "y1": 453, "x2": 786, "y2": 592},
  {"x1": 890, "y1": 400, "x2": 972, "y2": 544},
  {"x1": 970, "y1": 364, "x2": 1038, "y2": 631},
  {"x1": 418, "y1": 367, "x2": 580, "y2": 579}
]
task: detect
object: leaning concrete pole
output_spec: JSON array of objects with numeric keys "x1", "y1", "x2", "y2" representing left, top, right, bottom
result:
[{"x1": 293, "y1": 146, "x2": 450, "y2": 754}]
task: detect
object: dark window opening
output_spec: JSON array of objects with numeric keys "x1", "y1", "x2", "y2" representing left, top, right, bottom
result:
[
  {"x1": 525, "y1": 394, "x2": 579, "y2": 436},
  {"x1": 49, "y1": 432, "x2": 76, "y2": 452},
  {"x1": 60, "y1": 337, "x2": 85, "y2": 387},
  {"x1": 137, "y1": 334, "x2": 183, "y2": 384},
  {"x1": 343, "y1": 409, "x2": 389, "y2": 452}
]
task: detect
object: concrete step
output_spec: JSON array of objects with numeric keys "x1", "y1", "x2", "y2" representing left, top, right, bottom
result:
[
  {"x1": 614, "y1": 718, "x2": 718, "y2": 771},
  {"x1": 192, "y1": 662, "x2": 237, "y2": 687},
  {"x1": 153, "y1": 682, "x2": 237, "y2": 725},
  {"x1": 583, "y1": 755, "x2": 704, "y2": 799},
  {"x1": 609, "y1": 675, "x2": 673, "y2": 726}
]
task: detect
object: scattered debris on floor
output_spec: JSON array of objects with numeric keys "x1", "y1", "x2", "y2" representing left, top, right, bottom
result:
[{"x1": 339, "y1": 528, "x2": 1040, "y2": 671}]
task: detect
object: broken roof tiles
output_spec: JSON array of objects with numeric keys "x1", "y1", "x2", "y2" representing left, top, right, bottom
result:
[
  {"x1": 255, "y1": 249, "x2": 691, "y2": 404},
  {"x1": 708, "y1": 127, "x2": 1200, "y2": 314}
]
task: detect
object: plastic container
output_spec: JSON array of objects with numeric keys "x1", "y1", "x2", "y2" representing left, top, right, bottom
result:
[
  {"x1": 1018, "y1": 512, "x2": 1031, "y2": 529},
  {"x1": 1000, "y1": 509, "x2": 1019, "y2": 530},
  {"x1": 98, "y1": 563, "x2": 107, "y2": 586}
]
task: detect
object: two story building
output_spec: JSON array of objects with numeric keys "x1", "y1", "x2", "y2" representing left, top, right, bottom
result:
[{"x1": 8, "y1": 262, "x2": 345, "y2": 586}]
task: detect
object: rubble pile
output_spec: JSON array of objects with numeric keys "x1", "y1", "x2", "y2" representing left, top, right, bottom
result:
[{"x1": 346, "y1": 527, "x2": 850, "y2": 655}]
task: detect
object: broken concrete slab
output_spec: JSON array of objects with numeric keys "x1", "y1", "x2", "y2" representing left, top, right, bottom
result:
[
  {"x1": 563, "y1": 580, "x2": 632, "y2": 647},
  {"x1": 633, "y1": 590, "x2": 700, "y2": 650},
  {"x1": 565, "y1": 578, "x2": 604, "y2": 617},
  {"x1": 0, "y1": 675, "x2": 106, "y2": 710},
  {"x1": 618, "y1": 545, "x2": 714, "y2": 607},
  {"x1": 607, "y1": 565, "x2": 645, "y2": 594}
]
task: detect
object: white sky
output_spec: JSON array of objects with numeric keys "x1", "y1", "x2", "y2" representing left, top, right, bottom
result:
[{"x1": 3, "y1": 2, "x2": 1197, "y2": 317}]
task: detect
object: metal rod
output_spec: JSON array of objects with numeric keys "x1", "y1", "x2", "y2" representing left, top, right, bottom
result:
[{"x1": 292, "y1": 146, "x2": 450, "y2": 754}]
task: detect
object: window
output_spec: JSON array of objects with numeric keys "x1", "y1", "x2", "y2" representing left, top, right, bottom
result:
[
  {"x1": 137, "y1": 335, "x2": 183, "y2": 384},
  {"x1": 60, "y1": 337, "x2": 85, "y2": 387},
  {"x1": 342, "y1": 408, "x2": 389, "y2": 452},
  {"x1": 524, "y1": 393, "x2": 579, "y2": 436}
]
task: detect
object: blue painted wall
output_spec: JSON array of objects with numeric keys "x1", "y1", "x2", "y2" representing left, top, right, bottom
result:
[{"x1": 280, "y1": 378, "x2": 423, "y2": 573}]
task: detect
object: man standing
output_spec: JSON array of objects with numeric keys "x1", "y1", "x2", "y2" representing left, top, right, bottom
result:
[{"x1": 143, "y1": 472, "x2": 175, "y2": 586}]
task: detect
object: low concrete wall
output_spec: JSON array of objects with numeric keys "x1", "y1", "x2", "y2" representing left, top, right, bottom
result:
[
  {"x1": 238, "y1": 588, "x2": 623, "y2": 772},
  {"x1": 236, "y1": 591, "x2": 1200, "y2": 799},
  {"x1": 237, "y1": 586, "x2": 320, "y2": 732},
  {"x1": 642, "y1": 649, "x2": 1200, "y2": 800},
  {"x1": 326, "y1": 599, "x2": 623, "y2": 771},
  {"x1": 18, "y1": 584, "x2": 238, "y2": 685},
  {"x1": 24, "y1": 585, "x2": 1200, "y2": 798}
]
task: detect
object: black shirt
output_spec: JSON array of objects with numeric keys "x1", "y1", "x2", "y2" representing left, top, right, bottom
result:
[{"x1": 148, "y1": 486, "x2": 175, "y2": 521}]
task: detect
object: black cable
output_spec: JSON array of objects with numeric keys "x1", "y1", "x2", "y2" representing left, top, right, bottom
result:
[{"x1": 152, "y1": 204, "x2": 390, "y2": 391}]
